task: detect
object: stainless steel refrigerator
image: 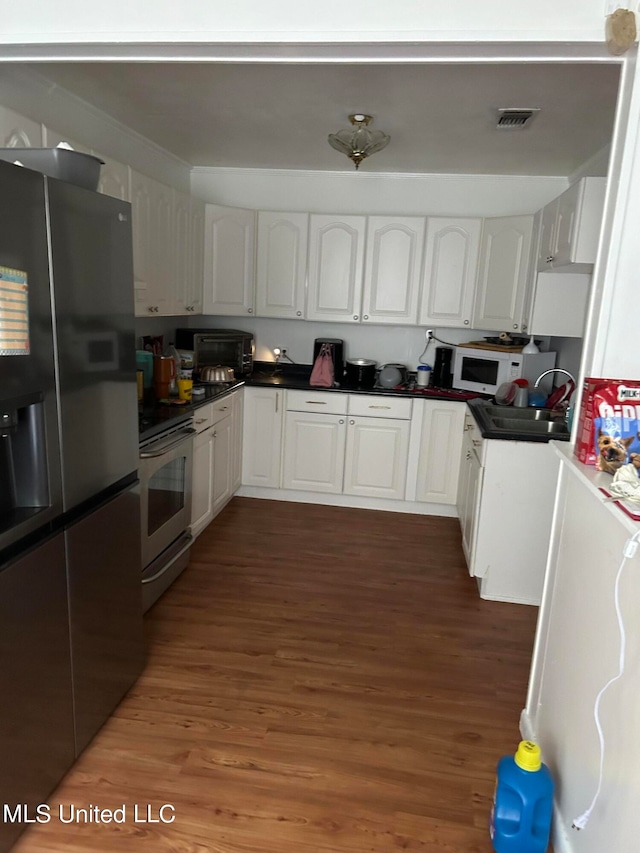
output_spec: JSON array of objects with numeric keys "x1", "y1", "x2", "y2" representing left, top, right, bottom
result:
[{"x1": 0, "y1": 159, "x2": 144, "y2": 852}]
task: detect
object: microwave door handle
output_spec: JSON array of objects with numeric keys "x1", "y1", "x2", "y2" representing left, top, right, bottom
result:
[{"x1": 139, "y1": 428, "x2": 196, "y2": 459}]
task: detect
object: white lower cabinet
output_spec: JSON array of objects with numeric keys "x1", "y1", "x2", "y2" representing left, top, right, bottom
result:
[
  {"x1": 212, "y1": 414, "x2": 233, "y2": 516},
  {"x1": 456, "y1": 405, "x2": 560, "y2": 605},
  {"x1": 281, "y1": 391, "x2": 411, "y2": 501},
  {"x1": 191, "y1": 389, "x2": 243, "y2": 538},
  {"x1": 242, "y1": 387, "x2": 284, "y2": 488},
  {"x1": 282, "y1": 411, "x2": 347, "y2": 493},
  {"x1": 414, "y1": 400, "x2": 466, "y2": 505},
  {"x1": 343, "y1": 416, "x2": 410, "y2": 499},
  {"x1": 191, "y1": 414, "x2": 216, "y2": 537},
  {"x1": 456, "y1": 421, "x2": 484, "y2": 568}
]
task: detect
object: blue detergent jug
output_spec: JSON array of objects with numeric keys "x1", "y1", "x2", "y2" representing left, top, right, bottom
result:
[{"x1": 490, "y1": 740, "x2": 554, "y2": 853}]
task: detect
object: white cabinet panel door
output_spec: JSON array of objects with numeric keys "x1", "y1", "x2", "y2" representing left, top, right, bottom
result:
[
  {"x1": 419, "y1": 218, "x2": 481, "y2": 328},
  {"x1": 343, "y1": 417, "x2": 410, "y2": 500},
  {"x1": 415, "y1": 401, "x2": 465, "y2": 505},
  {"x1": 0, "y1": 107, "x2": 42, "y2": 148},
  {"x1": 212, "y1": 415, "x2": 233, "y2": 516},
  {"x1": 256, "y1": 211, "x2": 308, "y2": 319},
  {"x1": 242, "y1": 388, "x2": 283, "y2": 488},
  {"x1": 282, "y1": 411, "x2": 346, "y2": 494},
  {"x1": 307, "y1": 215, "x2": 366, "y2": 323},
  {"x1": 473, "y1": 215, "x2": 534, "y2": 333},
  {"x1": 203, "y1": 204, "x2": 255, "y2": 317},
  {"x1": 130, "y1": 171, "x2": 176, "y2": 316},
  {"x1": 173, "y1": 189, "x2": 191, "y2": 315},
  {"x1": 94, "y1": 153, "x2": 129, "y2": 201},
  {"x1": 191, "y1": 426, "x2": 215, "y2": 536},
  {"x1": 361, "y1": 216, "x2": 424, "y2": 325}
]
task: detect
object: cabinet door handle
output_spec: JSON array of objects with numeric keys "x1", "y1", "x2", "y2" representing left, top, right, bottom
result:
[
  {"x1": 353, "y1": 315, "x2": 359, "y2": 320},
  {"x1": 513, "y1": 323, "x2": 518, "y2": 329},
  {"x1": 368, "y1": 405, "x2": 391, "y2": 410},
  {"x1": 296, "y1": 310, "x2": 302, "y2": 316},
  {"x1": 472, "y1": 439, "x2": 482, "y2": 447},
  {"x1": 339, "y1": 419, "x2": 345, "y2": 424},
  {"x1": 216, "y1": 405, "x2": 229, "y2": 411},
  {"x1": 195, "y1": 418, "x2": 208, "y2": 425},
  {"x1": 363, "y1": 314, "x2": 369, "y2": 320},
  {"x1": 305, "y1": 400, "x2": 326, "y2": 405},
  {"x1": 213, "y1": 430, "x2": 217, "y2": 438},
  {"x1": 248, "y1": 307, "x2": 253, "y2": 313},
  {"x1": 275, "y1": 392, "x2": 279, "y2": 413},
  {"x1": 349, "y1": 419, "x2": 355, "y2": 425},
  {"x1": 466, "y1": 450, "x2": 471, "y2": 460},
  {"x1": 464, "y1": 319, "x2": 470, "y2": 325}
]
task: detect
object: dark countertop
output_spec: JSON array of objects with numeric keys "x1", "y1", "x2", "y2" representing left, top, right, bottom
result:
[
  {"x1": 139, "y1": 380, "x2": 245, "y2": 442},
  {"x1": 246, "y1": 365, "x2": 481, "y2": 403},
  {"x1": 139, "y1": 366, "x2": 481, "y2": 443}
]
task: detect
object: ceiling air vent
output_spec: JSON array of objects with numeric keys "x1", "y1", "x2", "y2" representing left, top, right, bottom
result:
[{"x1": 496, "y1": 108, "x2": 540, "y2": 130}]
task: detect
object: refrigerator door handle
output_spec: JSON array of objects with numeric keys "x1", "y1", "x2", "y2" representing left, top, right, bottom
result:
[
  {"x1": 141, "y1": 535, "x2": 193, "y2": 584},
  {"x1": 139, "y1": 428, "x2": 197, "y2": 458}
]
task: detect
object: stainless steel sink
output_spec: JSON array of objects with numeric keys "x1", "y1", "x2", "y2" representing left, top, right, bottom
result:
[
  {"x1": 480, "y1": 405, "x2": 555, "y2": 421},
  {"x1": 491, "y1": 418, "x2": 570, "y2": 435}
]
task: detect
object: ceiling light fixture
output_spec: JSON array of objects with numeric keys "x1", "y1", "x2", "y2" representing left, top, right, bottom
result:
[{"x1": 328, "y1": 113, "x2": 390, "y2": 170}]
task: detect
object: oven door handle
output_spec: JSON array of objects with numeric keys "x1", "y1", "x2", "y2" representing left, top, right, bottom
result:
[
  {"x1": 139, "y1": 428, "x2": 197, "y2": 458},
  {"x1": 142, "y1": 535, "x2": 193, "y2": 584}
]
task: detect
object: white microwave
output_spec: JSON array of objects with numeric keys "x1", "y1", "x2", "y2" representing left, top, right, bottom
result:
[{"x1": 452, "y1": 347, "x2": 556, "y2": 396}]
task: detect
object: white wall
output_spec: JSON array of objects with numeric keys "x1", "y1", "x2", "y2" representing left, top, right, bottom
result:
[
  {"x1": 192, "y1": 167, "x2": 567, "y2": 218},
  {"x1": 0, "y1": 1, "x2": 607, "y2": 44}
]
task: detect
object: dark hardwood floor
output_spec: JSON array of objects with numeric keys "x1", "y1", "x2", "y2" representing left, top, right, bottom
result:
[{"x1": 14, "y1": 498, "x2": 539, "y2": 853}]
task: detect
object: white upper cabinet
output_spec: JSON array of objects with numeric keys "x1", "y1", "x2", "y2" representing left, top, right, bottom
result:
[
  {"x1": 361, "y1": 216, "x2": 425, "y2": 325},
  {"x1": 94, "y1": 154, "x2": 129, "y2": 201},
  {"x1": 187, "y1": 197, "x2": 205, "y2": 315},
  {"x1": 203, "y1": 204, "x2": 256, "y2": 317},
  {"x1": 0, "y1": 107, "x2": 42, "y2": 148},
  {"x1": 255, "y1": 211, "x2": 308, "y2": 319},
  {"x1": 419, "y1": 217, "x2": 482, "y2": 328},
  {"x1": 306, "y1": 214, "x2": 366, "y2": 323},
  {"x1": 173, "y1": 189, "x2": 192, "y2": 314},
  {"x1": 130, "y1": 171, "x2": 176, "y2": 317},
  {"x1": 473, "y1": 215, "x2": 534, "y2": 333},
  {"x1": 536, "y1": 177, "x2": 606, "y2": 272}
]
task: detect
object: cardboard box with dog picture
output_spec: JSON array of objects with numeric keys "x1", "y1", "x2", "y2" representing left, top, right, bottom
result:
[{"x1": 575, "y1": 378, "x2": 640, "y2": 473}]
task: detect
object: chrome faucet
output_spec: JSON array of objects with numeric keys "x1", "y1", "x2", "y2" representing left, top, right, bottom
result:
[{"x1": 533, "y1": 368, "x2": 576, "y2": 389}]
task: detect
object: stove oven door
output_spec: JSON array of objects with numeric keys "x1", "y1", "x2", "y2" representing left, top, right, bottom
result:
[{"x1": 139, "y1": 425, "x2": 194, "y2": 570}]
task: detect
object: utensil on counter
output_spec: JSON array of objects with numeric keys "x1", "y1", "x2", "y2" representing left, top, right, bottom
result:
[
  {"x1": 345, "y1": 358, "x2": 377, "y2": 390},
  {"x1": 199, "y1": 365, "x2": 236, "y2": 383}
]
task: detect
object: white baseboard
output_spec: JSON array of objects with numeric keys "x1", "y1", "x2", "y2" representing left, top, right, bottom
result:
[
  {"x1": 236, "y1": 485, "x2": 458, "y2": 518},
  {"x1": 520, "y1": 709, "x2": 574, "y2": 853}
]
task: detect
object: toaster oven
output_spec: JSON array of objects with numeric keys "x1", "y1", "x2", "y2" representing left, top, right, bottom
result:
[{"x1": 174, "y1": 328, "x2": 254, "y2": 376}]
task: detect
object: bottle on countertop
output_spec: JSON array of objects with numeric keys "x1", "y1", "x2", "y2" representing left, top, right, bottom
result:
[
  {"x1": 513, "y1": 379, "x2": 529, "y2": 408},
  {"x1": 416, "y1": 364, "x2": 432, "y2": 387},
  {"x1": 164, "y1": 342, "x2": 180, "y2": 396}
]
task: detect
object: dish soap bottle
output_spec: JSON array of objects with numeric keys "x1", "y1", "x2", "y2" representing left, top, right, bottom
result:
[{"x1": 490, "y1": 740, "x2": 554, "y2": 853}]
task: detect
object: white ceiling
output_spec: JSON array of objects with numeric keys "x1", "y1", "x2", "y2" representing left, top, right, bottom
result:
[{"x1": 31, "y1": 61, "x2": 620, "y2": 176}]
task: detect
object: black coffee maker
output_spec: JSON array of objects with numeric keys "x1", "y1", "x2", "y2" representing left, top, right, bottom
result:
[
  {"x1": 432, "y1": 346, "x2": 454, "y2": 389},
  {"x1": 313, "y1": 339, "x2": 345, "y2": 383}
]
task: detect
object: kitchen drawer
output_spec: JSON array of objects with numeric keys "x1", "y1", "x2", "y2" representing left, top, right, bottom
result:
[
  {"x1": 348, "y1": 394, "x2": 413, "y2": 420},
  {"x1": 210, "y1": 395, "x2": 234, "y2": 425},
  {"x1": 193, "y1": 403, "x2": 213, "y2": 433},
  {"x1": 286, "y1": 389, "x2": 348, "y2": 415}
]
